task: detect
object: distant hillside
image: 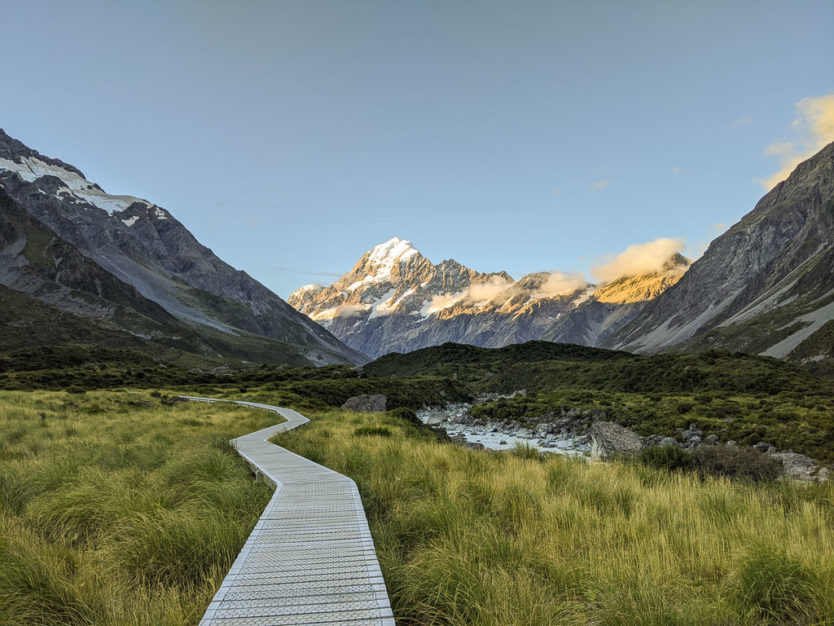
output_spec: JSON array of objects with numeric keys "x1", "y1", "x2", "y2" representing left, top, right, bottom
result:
[
  {"x1": 365, "y1": 340, "x2": 825, "y2": 396},
  {"x1": 607, "y1": 141, "x2": 834, "y2": 372},
  {"x1": 0, "y1": 129, "x2": 364, "y2": 366}
]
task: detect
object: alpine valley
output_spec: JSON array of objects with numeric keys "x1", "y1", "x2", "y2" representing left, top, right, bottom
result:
[{"x1": 291, "y1": 141, "x2": 834, "y2": 372}]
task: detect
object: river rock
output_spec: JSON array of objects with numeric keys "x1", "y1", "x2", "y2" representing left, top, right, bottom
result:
[
  {"x1": 590, "y1": 421, "x2": 643, "y2": 460},
  {"x1": 341, "y1": 394, "x2": 387, "y2": 413},
  {"x1": 425, "y1": 413, "x2": 446, "y2": 426}
]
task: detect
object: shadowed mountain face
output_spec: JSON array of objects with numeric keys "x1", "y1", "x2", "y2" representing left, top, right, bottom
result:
[
  {"x1": 0, "y1": 129, "x2": 365, "y2": 366},
  {"x1": 289, "y1": 237, "x2": 689, "y2": 358},
  {"x1": 606, "y1": 142, "x2": 834, "y2": 370}
]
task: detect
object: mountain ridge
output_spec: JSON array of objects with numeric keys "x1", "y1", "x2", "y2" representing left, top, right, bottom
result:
[
  {"x1": 606, "y1": 141, "x2": 834, "y2": 366},
  {"x1": 0, "y1": 129, "x2": 366, "y2": 366},
  {"x1": 289, "y1": 237, "x2": 689, "y2": 357}
]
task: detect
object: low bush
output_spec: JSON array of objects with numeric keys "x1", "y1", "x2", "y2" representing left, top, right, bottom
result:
[
  {"x1": 639, "y1": 445, "x2": 693, "y2": 472},
  {"x1": 694, "y1": 444, "x2": 782, "y2": 483}
]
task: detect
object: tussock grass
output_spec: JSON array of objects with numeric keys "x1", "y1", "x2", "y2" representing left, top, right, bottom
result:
[
  {"x1": 0, "y1": 390, "x2": 273, "y2": 624},
  {"x1": 274, "y1": 408, "x2": 834, "y2": 625}
]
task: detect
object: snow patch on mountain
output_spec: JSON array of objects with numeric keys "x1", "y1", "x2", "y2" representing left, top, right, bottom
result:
[
  {"x1": 369, "y1": 237, "x2": 418, "y2": 266},
  {"x1": 0, "y1": 155, "x2": 152, "y2": 215}
]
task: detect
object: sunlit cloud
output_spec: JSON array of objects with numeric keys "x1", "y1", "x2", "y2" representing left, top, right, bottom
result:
[
  {"x1": 758, "y1": 93, "x2": 834, "y2": 189},
  {"x1": 534, "y1": 272, "x2": 587, "y2": 298},
  {"x1": 592, "y1": 237, "x2": 685, "y2": 283},
  {"x1": 425, "y1": 271, "x2": 586, "y2": 314},
  {"x1": 592, "y1": 179, "x2": 610, "y2": 190}
]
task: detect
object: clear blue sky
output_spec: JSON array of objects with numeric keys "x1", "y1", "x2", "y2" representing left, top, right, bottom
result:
[{"x1": 2, "y1": 1, "x2": 833, "y2": 296}]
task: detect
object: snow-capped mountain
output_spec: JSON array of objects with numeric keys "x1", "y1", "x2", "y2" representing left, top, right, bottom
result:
[
  {"x1": 0, "y1": 129, "x2": 365, "y2": 366},
  {"x1": 289, "y1": 237, "x2": 689, "y2": 358},
  {"x1": 606, "y1": 141, "x2": 834, "y2": 373}
]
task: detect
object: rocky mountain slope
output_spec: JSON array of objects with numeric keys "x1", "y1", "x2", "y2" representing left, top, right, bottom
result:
[
  {"x1": 606, "y1": 141, "x2": 834, "y2": 370},
  {"x1": 0, "y1": 129, "x2": 364, "y2": 366},
  {"x1": 289, "y1": 238, "x2": 689, "y2": 358}
]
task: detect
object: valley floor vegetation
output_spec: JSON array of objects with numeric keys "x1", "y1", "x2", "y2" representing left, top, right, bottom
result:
[
  {"x1": 2, "y1": 342, "x2": 833, "y2": 624},
  {"x1": 0, "y1": 390, "x2": 274, "y2": 625},
  {"x1": 274, "y1": 408, "x2": 834, "y2": 625}
]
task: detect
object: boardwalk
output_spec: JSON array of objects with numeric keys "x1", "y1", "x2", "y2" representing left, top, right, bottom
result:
[{"x1": 181, "y1": 397, "x2": 395, "y2": 626}]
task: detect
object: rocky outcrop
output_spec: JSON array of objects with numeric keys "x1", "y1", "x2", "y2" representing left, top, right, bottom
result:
[
  {"x1": 341, "y1": 394, "x2": 387, "y2": 413},
  {"x1": 589, "y1": 421, "x2": 643, "y2": 459},
  {"x1": 289, "y1": 237, "x2": 688, "y2": 358}
]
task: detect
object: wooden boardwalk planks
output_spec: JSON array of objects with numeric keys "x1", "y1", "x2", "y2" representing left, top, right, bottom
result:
[{"x1": 180, "y1": 398, "x2": 395, "y2": 626}]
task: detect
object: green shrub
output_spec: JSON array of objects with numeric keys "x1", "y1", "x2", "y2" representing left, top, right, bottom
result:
[
  {"x1": 693, "y1": 444, "x2": 782, "y2": 483},
  {"x1": 639, "y1": 445, "x2": 693, "y2": 472},
  {"x1": 387, "y1": 407, "x2": 421, "y2": 427}
]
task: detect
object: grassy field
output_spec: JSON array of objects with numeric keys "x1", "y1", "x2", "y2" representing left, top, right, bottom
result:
[
  {"x1": 2, "y1": 340, "x2": 833, "y2": 624},
  {"x1": 273, "y1": 407, "x2": 834, "y2": 625},
  {"x1": 0, "y1": 390, "x2": 274, "y2": 625}
]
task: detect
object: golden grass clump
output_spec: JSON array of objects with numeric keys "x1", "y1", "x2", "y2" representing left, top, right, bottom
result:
[{"x1": 0, "y1": 390, "x2": 274, "y2": 625}]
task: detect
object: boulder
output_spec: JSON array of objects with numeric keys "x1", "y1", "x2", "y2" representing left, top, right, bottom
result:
[
  {"x1": 425, "y1": 413, "x2": 446, "y2": 426},
  {"x1": 590, "y1": 421, "x2": 643, "y2": 460},
  {"x1": 341, "y1": 394, "x2": 387, "y2": 413},
  {"x1": 769, "y1": 451, "x2": 825, "y2": 482}
]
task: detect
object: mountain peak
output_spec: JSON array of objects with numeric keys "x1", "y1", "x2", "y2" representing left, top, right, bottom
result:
[
  {"x1": 663, "y1": 252, "x2": 691, "y2": 271},
  {"x1": 367, "y1": 237, "x2": 419, "y2": 265}
]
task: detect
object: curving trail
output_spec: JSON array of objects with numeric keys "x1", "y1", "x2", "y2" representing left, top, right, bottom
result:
[{"x1": 180, "y1": 397, "x2": 395, "y2": 625}]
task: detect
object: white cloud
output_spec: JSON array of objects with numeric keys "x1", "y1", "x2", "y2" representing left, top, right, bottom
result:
[
  {"x1": 758, "y1": 93, "x2": 834, "y2": 189},
  {"x1": 534, "y1": 272, "x2": 587, "y2": 298},
  {"x1": 425, "y1": 271, "x2": 586, "y2": 315},
  {"x1": 425, "y1": 275, "x2": 515, "y2": 314},
  {"x1": 425, "y1": 292, "x2": 462, "y2": 314},
  {"x1": 465, "y1": 275, "x2": 515, "y2": 303},
  {"x1": 592, "y1": 237, "x2": 685, "y2": 283}
]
